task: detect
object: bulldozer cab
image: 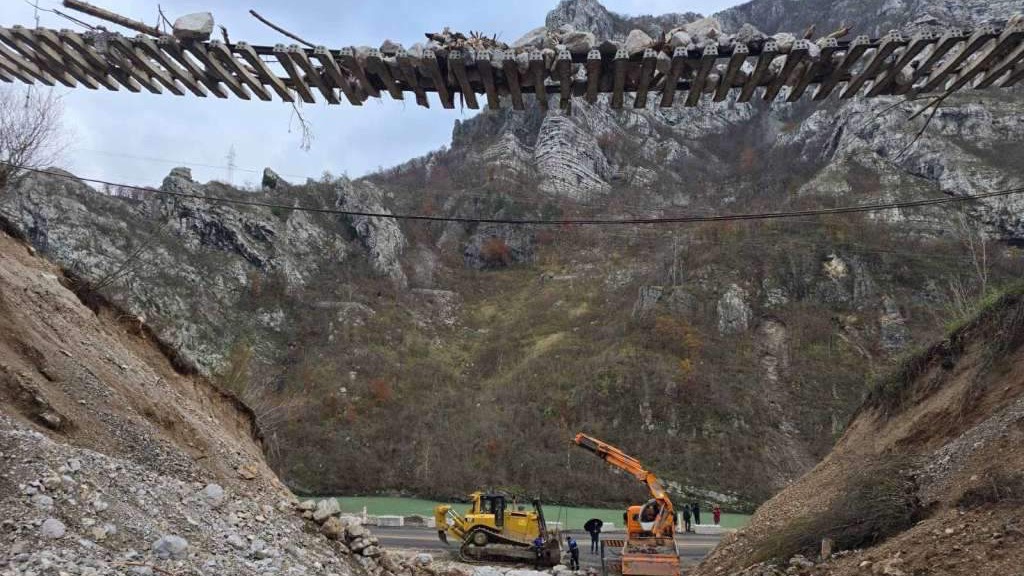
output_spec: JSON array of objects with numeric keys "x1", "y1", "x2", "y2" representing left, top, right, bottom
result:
[{"x1": 477, "y1": 493, "x2": 507, "y2": 527}]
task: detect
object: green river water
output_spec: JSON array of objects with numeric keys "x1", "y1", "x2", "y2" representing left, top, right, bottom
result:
[{"x1": 326, "y1": 496, "x2": 751, "y2": 530}]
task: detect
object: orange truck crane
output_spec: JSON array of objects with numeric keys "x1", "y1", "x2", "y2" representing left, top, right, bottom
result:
[{"x1": 574, "y1": 433, "x2": 680, "y2": 576}]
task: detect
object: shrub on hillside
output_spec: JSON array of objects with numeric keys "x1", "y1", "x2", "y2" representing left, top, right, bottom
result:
[
  {"x1": 957, "y1": 469, "x2": 1024, "y2": 509},
  {"x1": 480, "y1": 237, "x2": 512, "y2": 267},
  {"x1": 755, "y1": 456, "x2": 923, "y2": 562}
]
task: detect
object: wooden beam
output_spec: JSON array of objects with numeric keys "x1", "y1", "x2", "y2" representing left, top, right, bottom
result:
[
  {"x1": 866, "y1": 31, "x2": 937, "y2": 96},
  {"x1": 944, "y1": 24, "x2": 1024, "y2": 93},
  {"x1": 764, "y1": 39, "x2": 810, "y2": 101},
  {"x1": 20, "y1": 28, "x2": 104, "y2": 89},
  {"x1": 134, "y1": 36, "x2": 204, "y2": 96},
  {"x1": 0, "y1": 27, "x2": 74, "y2": 87},
  {"x1": 813, "y1": 35, "x2": 870, "y2": 100},
  {"x1": 209, "y1": 40, "x2": 272, "y2": 101},
  {"x1": 420, "y1": 49, "x2": 452, "y2": 108},
  {"x1": 397, "y1": 49, "x2": 428, "y2": 107},
  {"x1": 365, "y1": 48, "x2": 403, "y2": 101},
  {"x1": 585, "y1": 49, "x2": 602, "y2": 104},
  {"x1": 556, "y1": 50, "x2": 573, "y2": 110},
  {"x1": 688, "y1": 43, "x2": 718, "y2": 107},
  {"x1": 1000, "y1": 61, "x2": 1024, "y2": 87},
  {"x1": 660, "y1": 46, "x2": 688, "y2": 107},
  {"x1": 715, "y1": 43, "x2": 749, "y2": 102},
  {"x1": 634, "y1": 48, "x2": 657, "y2": 108},
  {"x1": 314, "y1": 46, "x2": 362, "y2": 105},
  {"x1": 0, "y1": 50, "x2": 35, "y2": 84},
  {"x1": 62, "y1": 0, "x2": 162, "y2": 37},
  {"x1": 529, "y1": 50, "x2": 547, "y2": 110},
  {"x1": 450, "y1": 50, "x2": 479, "y2": 109},
  {"x1": 502, "y1": 49, "x2": 525, "y2": 110},
  {"x1": 476, "y1": 50, "x2": 500, "y2": 109},
  {"x1": 233, "y1": 41, "x2": 291, "y2": 101},
  {"x1": 918, "y1": 27, "x2": 997, "y2": 93},
  {"x1": 287, "y1": 44, "x2": 338, "y2": 104},
  {"x1": 739, "y1": 40, "x2": 777, "y2": 102},
  {"x1": 787, "y1": 38, "x2": 836, "y2": 102},
  {"x1": 894, "y1": 28, "x2": 968, "y2": 95},
  {"x1": 186, "y1": 42, "x2": 249, "y2": 99},
  {"x1": 273, "y1": 44, "x2": 315, "y2": 103},
  {"x1": 841, "y1": 31, "x2": 906, "y2": 98},
  {"x1": 339, "y1": 47, "x2": 378, "y2": 98},
  {"x1": 158, "y1": 36, "x2": 224, "y2": 97},
  {"x1": 976, "y1": 31, "x2": 1024, "y2": 88},
  {"x1": 612, "y1": 48, "x2": 628, "y2": 109},
  {"x1": 61, "y1": 29, "x2": 140, "y2": 92},
  {"x1": 111, "y1": 35, "x2": 185, "y2": 95}
]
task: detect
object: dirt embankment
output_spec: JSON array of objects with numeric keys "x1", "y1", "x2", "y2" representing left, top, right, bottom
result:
[
  {"x1": 693, "y1": 289, "x2": 1024, "y2": 576},
  {"x1": 0, "y1": 229, "x2": 419, "y2": 576}
]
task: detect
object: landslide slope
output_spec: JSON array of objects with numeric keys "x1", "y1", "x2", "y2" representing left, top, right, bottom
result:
[
  {"x1": 0, "y1": 228, "x2": 379, "y2": 575},
  {"x1": 693, "y1": 287, "x2": 1024, "y2": 576}
]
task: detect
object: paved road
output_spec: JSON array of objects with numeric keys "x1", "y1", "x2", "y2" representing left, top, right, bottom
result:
[{"x1": 375, "y1": 527, "x2": 722, "y2": 571}]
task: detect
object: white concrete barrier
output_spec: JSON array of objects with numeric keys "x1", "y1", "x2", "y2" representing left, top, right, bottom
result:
[{"x1": 378, "y1": 515, "x2": 404, "y2": 527}]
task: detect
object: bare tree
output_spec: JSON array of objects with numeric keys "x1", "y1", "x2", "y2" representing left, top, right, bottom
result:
[{"x1": 0, "y1": 86, "x2": 66, "y2": 189}]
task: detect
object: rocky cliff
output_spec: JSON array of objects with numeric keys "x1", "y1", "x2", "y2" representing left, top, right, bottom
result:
[{"x1": 1, "y1": 0, "x2": 1022, "y2": 512}]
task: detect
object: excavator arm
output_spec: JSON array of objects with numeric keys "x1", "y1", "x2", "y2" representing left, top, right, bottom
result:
[{"x1": 574, "y1": 433, "x2": 676, "y2": 537}]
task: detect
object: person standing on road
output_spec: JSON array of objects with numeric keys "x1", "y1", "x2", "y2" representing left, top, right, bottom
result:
[
  {"x1": 584, "y1": 518, "x2": 603, "y2": 554},
  {"x1": 692, "y1": 502, "x2": 702, "y2": 527},
  {"x1": 682, "y1": 504, "x2": 692, "y2": 533},
  {"x1": 713, "y1": 504, "x2": 722, "y2": 526},
  {"x1": 566, "y1": 536, "x2": 580, "y2": 571}
]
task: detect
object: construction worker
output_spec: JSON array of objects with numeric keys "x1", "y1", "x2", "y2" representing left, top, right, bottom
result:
[
  {"x1": 713, "y1": 504, "x2": 722, "y2": 525},
  {"x1": 533, "y1": 535, "x2": 545, "y2": 568},
  {"x1": 566, "y1": 536, "x2": 580, "y2": 571},
  {"x1": 584, "y1": 518, "x2": 603, "y2": 554},
  {"x1": 692, "y1": 502, "x2": 702, "y2": 527},
  {"x1": 682, "y1": 504, "x2": 692, "y2": 533}
]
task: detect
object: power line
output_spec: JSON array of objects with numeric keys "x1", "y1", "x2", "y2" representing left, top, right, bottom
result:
[{"x1": 6, "y1": 162, "x2": 1024, "y2": 227}]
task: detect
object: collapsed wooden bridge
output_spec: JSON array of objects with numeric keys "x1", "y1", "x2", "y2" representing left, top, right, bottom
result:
[{"x1": 0, "y1": 21, "x2": 1022, "y2": 113}]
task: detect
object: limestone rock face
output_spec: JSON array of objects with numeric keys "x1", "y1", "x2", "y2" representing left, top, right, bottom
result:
[
  {"x1": 337, "y1": 181, "x2": 408, "y2": 288},
  {"x1": 545, "y1": 0, "x2": 617, "y2": 40},
  {"x1": 718, "y1": 284, "x2": 752, "y2": 335},
  {"x1": 534, "y1": 113, "x2": 611, "y2": 199}
]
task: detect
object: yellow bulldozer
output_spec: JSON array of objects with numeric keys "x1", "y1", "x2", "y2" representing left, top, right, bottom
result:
[{"x1": 434, "y1": 492, "x2": 562, "y2": 565}]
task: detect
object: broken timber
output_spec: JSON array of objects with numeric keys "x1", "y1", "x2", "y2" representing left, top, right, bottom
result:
[{"x1": 0, "y1": 23, "x2": 1021, "y2": 114}]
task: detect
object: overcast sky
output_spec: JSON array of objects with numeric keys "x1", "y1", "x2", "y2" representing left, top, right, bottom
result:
[{"x1": 1, "y1": 0, "x2": 743, "y2": 187}]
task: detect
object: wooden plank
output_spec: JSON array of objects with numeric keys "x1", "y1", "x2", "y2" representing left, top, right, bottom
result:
[
  {"x1": 634, "y1": 48, "x2": 657, "y2": 108},
  {"x1": 339, "y1": 47, "x2": 378, "y2": 98},
  {"x1": 0, "y1": 27, "x2": 73, "y2": 87},
  {"x1": 894, "y1": 28, "x2": 968, "y2": 95},
  {"x1": 233, "y1": 41, "x2": 291, "y2": 101},
  {"x1": 157, "y1": 36, "x2": 224, "y2": 97},
  {"x1": 787, "y1": 38, "x2": 836, "y2": 102},
  {"x1": 764, "y1": 40, "x2": 810, "y2": 101},
  {"x1": 14, "y1": 28, "x2": 98, "y2": 89},
  {"x1": 62, "y1": 30, "x2": 140, "y2": 92},
  {"x1": 209, "y1": 40, "x2": 272, "y2": 101},
  {"x1": 35, "y1": 28, "x2": 118, "y2": 90},
  {"x1": 529, "y1": 50, "x2": 547, "y2": 110},
  {"x1": 450, "y1": 50, "x2": 479, "y2": 109},
  {"x1": 739, "y1": 40, "x2": 778, "y2": 102},
  {"x1": 585, "y1": 49, "x2": 602, "y2": 104},
  {"x1": 134, "y1": 36, "x2": 204, "y2": 96},
  {"x1": 919, "y1": 25, "x2": 997, "y2": 93},
  {"x1": 476, "y1": 50, "x2": 500, "y2": 109},
  {"x1": 944, "y1": 24, "x2": 1024, "y2": 93},
  {"x1": 397, "y1": 49, "x2": 428, "y2": 107},
  {"x1": 314, "y1": 46, "x2": 362, "y2": 105},
  {"x1": 287, "y1": 44, "x2": 338, "y2": 104},
  {"x1": 110, "y1": 35, "x2": 185, "y2": 95},
  {"x1": 688, "y1": 43, "x2": 718, "y2": 107},
  {"x1": 501, "y1": 49, "x2": 525, "y2": 110},
  {"x1": 976, "y1": 31, "x2": 1024, "y2": 88},
  {"x1": 612, "y1": 48, "x2": 628, "y2": 109},
  {"x1": 556, "y1": 50, "x2": 573, "y2": 110},
  {"x1": 660, "y1": 46, "x2": 688, "y2": 107},
  {"x1": 187, "y1": 42, "x2": 249, "y2": 99},
  {"x1": 420, "y1": 49, "x2": 451, "y2": 108},
  {"x1": 867, "y1": 31, "x2": 937, "y2": 96},
  {"x1": 715, "y1": 43, "x2": 749, "y2": 102},
  {"x1": 841, "y1": 31, "x2": 906, "y2": 99},
  {"x1": 364, "y1": 49, "x2": 403, "y2": 101},
  {"x1": 0, "y1": 51, "x2": 35, "y2": 84},
  {"x1": 1001, "y1": 61, "x2": 1024, "y2": 87},
  {"x1": 273, "y1": 44, "x2": 315, "y2": 103},
  {"x1": 813, "y1": 35, "x2": 870, "y2": 100}
]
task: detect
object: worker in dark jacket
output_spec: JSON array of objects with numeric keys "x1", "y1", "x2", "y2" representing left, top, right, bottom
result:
[
  {"x1": 682, "y1": 504, "x2": 692, "y2": 533},
  {"x1": 692, "y1": 502, "x2": 702, "y2": 527},
  {"x1": 584, "y1": 518, "x2": 603, "y2": 553},
  {"x1": 533, "y1": 535, "x2": 545, "y2": 568},
  {"x1": 566, "y1": 536, "x2": 580, "y2": 570}
]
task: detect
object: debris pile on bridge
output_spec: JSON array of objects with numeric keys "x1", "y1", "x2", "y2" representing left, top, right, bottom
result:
[{"x1": 0, "y1": 1, "x2": 1020, "y2": 113}]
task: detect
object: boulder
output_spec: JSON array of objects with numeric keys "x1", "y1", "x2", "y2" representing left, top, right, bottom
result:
[
  {"x1": 668, "y1": 30, "x2": 692, "y2": 48},
  {"x1": 201, "y1": 483, "x2": 225, "y2": 506},
  {"x1": 41, "y1": 518, "x2": 65, "y2": 539},
  {"x1": 380, "y1": 40, "x2": 403, "y2": 54},
  {"x1": 684, "y1": 17, "x2": 723, "y2": 42},
  {"x1": 313, "y1": 498, "x2": 342, "y2": 523},
  {"x1": 152, "y1": 535, "x2": 189, "y2": 559},
  {"x1": 561, "y1": 30, "x2": 595, "y2": 53},
  {"x1": 299, "y1": 499, "x2": 317, "y2": 511},
  {"x1": 414, "y1": 553, "x2": 433, "y2": 566},
  {"x1": 624, "y1": 29, "x2": 654, "y2": 56},
  {"x1": 346, "y1": 523, "x2": 368, "y2": 540},
  {"x1": 226, "y1": 534, "x2": 247, "y2": 550},
  {"x1": 172, "y1": 12, "x2": 214, "y2": 42},
  {"x1": 772, "y1": 32, "x2": 797, "y2": 53},
  {"x1": 262, "y1": 168, "x2": 288, "y2": 191},
  {"x1": 734, "y1": 23, "x2": 765, "y2": 46},
  {"x1": 321, "y1": 516, "x2": 345, "y2": 540}
]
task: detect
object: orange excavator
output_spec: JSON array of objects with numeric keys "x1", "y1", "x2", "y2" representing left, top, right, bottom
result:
[{"x1": 574, "y1": 433, "x2": 680, "y2": 576}]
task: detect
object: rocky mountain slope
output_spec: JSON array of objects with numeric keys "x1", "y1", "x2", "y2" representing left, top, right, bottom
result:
[
  {"x1": 1, "y1": 0, "x2": 1023, "y2": 513},
  {"x1": 0, "y1": 229, "x2": 430, "y2": 576},
  {"x1": 692, "y1": 285, "x2": 1024, "y2": 576}
]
